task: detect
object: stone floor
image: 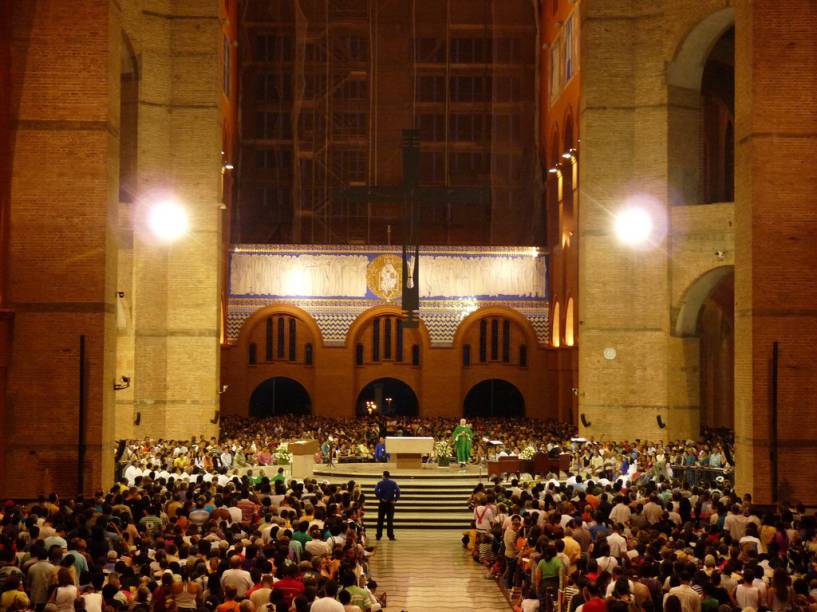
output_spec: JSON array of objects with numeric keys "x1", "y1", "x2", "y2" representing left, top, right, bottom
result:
[{"x1": 367, "y1": 529, "x2": 511, "y2": 611}]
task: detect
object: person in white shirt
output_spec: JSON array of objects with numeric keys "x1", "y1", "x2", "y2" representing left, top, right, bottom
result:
[
  {"x1": 609, "y1": 497, "x2": 632, "y2": 526},
  {"x1": 474, "y1": 495, "x2": 496, "y2": 533},
  {"x1": 734, "y1": 573, "x2": 760, "y2": 610},
  {"x1": 220, "y1": 555, "x2": 253, "y2": 597},
  {"x1": 249, "y1": 574, "x2": 277, "y2": 609},
  {"x1": 606, "y1": 524, "x2": 628, "y2": 559}
]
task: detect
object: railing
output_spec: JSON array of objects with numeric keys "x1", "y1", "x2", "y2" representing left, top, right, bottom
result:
[{"x1": 668, "y1": 464, "x2": 733, "y2": 487}]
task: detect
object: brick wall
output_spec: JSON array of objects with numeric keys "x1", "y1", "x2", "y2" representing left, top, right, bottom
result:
[
  {"x1": 220, "y1": 305, "x2": 554, "y2": 422},
  {"x1": 734, "y1": 0, "x2": 817, "y2": 504},
  {"x1": 4, "y1": 0, "x2": 120, "y2": 496}
]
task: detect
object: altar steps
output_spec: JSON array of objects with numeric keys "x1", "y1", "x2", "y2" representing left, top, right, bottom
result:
[{"x1": 315, "y1": 469, "x2": 481, "y2": 530}]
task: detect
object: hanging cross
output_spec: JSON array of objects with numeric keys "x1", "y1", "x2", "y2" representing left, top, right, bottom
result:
[{"x1": 338, "y1": 129, "x2": 489, "y2": 326}]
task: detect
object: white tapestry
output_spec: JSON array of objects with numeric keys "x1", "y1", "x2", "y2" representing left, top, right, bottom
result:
[
  {"x1": 420, "y1": 255, "x2": 545, "y2": 298},
  {"x1": 230, "y1": 253, "x2": 370, "y2": 297}
]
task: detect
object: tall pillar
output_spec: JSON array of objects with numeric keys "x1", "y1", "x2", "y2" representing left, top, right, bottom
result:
[
  {"x1": 577, "y1": 2, "x2": 690, "y2": 442},
  {"x1": 4, "y1": 1, "x2": 119, "y2": 496},
  {"x1": 733, "y1": 0, "x2": 817, "y2": 504},
  {"x1": 131, "y1": 4, "x2": 222, "y2": 440}
]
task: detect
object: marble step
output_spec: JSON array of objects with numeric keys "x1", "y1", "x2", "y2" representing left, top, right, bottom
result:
[{"x1": 363, "y1": 501, "x2": 468, "y2": 512}]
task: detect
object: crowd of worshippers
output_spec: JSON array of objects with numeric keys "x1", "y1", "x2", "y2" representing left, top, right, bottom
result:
[
  {"x1": 463, "y1": 473, "x2": 817, "y2": 612},
  {"x1": 116, "y1": 416, "x2": 732, "y2": 486},
  {"x1": 0, "y1": 475, "x2": 387, "y2": 612}
]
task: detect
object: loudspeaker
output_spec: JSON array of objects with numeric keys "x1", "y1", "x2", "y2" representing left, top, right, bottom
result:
[
  {"x1": 656, "y1": 415, "x2": 666, "y2": 429},
  {"x1": 211, "y1": 410, "x2": 220, "y2": 425},
  {"x1": 580, "y1": 413, "x2": 591, "y2": 427},
  {"x1": 133, "y1": 411, "x2": 141, "y2": 426}
]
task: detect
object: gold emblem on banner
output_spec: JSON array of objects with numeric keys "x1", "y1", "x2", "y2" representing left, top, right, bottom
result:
[{"x1": 367, "y1": 255, "x2": 403, "y2": 301}]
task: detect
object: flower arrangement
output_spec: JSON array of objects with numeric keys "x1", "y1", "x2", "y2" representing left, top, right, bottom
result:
[
  {"x1": 434, "y1": 439, "x2": 453, "y2": 466},
  {"x1": 357, "y1": 443, "x2": 371, "y2": 458},
  {"x1": 273, "y1": 442, "x2": 293, "y2": 465},
  {"x1": 519, "y1": 446, "x2": 536, "y2": 460}
]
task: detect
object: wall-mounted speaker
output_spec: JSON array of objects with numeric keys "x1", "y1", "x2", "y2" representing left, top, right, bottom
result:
[
  {"x1": 211, "y1": 410, "x2": 220, "y2": 425},
  {"x1": 580, "y1": 413, "x2": 591, "y2": 427},
  {"x1": 133, "y1": 411, "x2": 141, "y2": 426},
  {"x1": 656, "y1": 415, "x2": 666, "y2": 429}
]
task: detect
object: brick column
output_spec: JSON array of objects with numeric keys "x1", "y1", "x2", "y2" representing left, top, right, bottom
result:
[
  {"x1": 4, "y1": 1, "x2": 119, "y2": 496},
  {"x1": 577, "y1": 2, "x2": 690, "y2": 442},
  {"x1": 733, "y1": 0, "x2": 817, "y2": 504},
  {"x1": 131, "y1": 4, "x2": 222, "y2": 441}
]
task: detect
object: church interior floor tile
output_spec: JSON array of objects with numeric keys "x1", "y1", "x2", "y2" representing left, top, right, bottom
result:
[{"x1": 367, "y1": 529, "x2": 511, "y2": 611}]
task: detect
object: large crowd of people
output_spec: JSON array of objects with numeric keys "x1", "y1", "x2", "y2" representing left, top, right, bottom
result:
[
  {"x1": 1, "y1": 416, "x2": 811, "y2": 612},
  {"x1": 466, "y1": 466, "x2": 817, "y2": 612},
  {"x1": 115, "y1": 416, "x2": 733, "y2": 488}
]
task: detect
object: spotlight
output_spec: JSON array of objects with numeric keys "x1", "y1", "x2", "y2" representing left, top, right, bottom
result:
[
  {"x1": 613, "y1": 207, "x2": 653, "y2": 246},
  {"x1": 223, "y1": 163, "x2": 235, "y2": 171},
  {"x1": 548, "y1": 167, "x2": 559, "y2": 174},
  {"x1": 148, "y1": 199, "x2": 189, "y2": 243}
]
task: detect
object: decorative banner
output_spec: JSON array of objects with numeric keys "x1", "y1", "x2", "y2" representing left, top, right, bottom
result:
[
  {"x1": 227, "y1": 245, "x2": 550, "y2": 347},
  {"x1": 230, "y1": 245, "x2": 546, "y2": 300},
  {"x1": 366, "y1": 254, "x2": 403, "y2": 301}
]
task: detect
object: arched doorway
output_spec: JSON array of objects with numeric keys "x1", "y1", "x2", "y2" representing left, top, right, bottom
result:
[
  {"x1": 356, "y1": 378, "x2": 418, "y2": 417},
  {"x1": 250, "y1": 377, "x2": 311, "y2": 417},
  {"x1": 464, "y1": 379, "x2": 525, "y2": 418},
  {"x1": 675, "y1": 266, "x2": 735, "y2": 431},
  {"x1": 697, "y1": 271, "x2": 734, "y2": 430}
]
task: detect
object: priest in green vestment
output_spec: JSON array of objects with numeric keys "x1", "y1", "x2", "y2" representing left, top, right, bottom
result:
[{"x1": 451, "y1": 418, "x2": 473, "y2": 467}]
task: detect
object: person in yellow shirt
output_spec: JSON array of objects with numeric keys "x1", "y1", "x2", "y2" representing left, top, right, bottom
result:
[
  {"x1": 562, "y1": 532, "x2": 581, "y2": 572},
  {"x1": 0, "y1": 575, "x2": 30, "y2": 612}
]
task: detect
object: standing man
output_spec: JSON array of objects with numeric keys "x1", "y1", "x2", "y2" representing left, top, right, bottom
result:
[
  {"x1": 451, "y1": 418, "x2": 473, "y2": 469},
  {"x1": 374, "y1": 470, "x2": 400, "y2": 541}
]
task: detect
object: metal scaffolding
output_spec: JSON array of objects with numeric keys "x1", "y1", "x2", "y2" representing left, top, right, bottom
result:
[{"x1": 235, "y1": 0, "x2": 540, "y2": 246}]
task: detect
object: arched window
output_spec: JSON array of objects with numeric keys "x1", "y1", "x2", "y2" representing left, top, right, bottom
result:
[
  {"x1": 552, "y1": 301, "x2": 561, "y2": 347},
  {"x1": 277, "y1": 317, "x2": 285, "y2": 358},
  {"x1": 701, "y1": 26, "x2": 734, "y2": 203},
  {"x1": 565, "y1": 297, "x2": 575, "y2": 346},
  {"x1": 265, "y1": 317, "x2": 273, "y2": 361}
]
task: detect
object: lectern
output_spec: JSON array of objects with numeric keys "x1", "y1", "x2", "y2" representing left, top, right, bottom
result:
[{"x1": 289, "y1": 439, "x2": 319, "y2": 479}]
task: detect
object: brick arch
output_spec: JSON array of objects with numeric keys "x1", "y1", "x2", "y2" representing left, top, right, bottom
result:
[
  {"x1": 345, "y1": 304, "x2": 431, "y2": 350},
  {"x1": 237, "y1": 304, "x2": 324, "y2": 349},
  {"x1": 674, "y1": 265, "x2": 734, "y2": 337},
  {"x1": 452, "y1": 305, "x2": 538, "y2": 350},
  {"x1": 668, "y1": 8, "x2": 735, "y2": 90}
]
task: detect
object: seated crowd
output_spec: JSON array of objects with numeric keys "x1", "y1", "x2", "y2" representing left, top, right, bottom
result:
[
  {"x1": 465, "y1": 462, "x2": 817, "y2": 612},
  {"x1": 0, "y1": 474, "x2": 385, "y2": 612},
  {"x1": 116, "y1": 417, "x2": 731, "y2": 488}
]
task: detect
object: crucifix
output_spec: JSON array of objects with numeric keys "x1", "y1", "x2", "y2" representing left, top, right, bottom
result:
[{"x1": 339, "y1": 129, "x2": 489, "y2": 327}]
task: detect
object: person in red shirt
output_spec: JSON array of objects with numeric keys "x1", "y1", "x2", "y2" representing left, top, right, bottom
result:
[
  {"x1": 273, "y1": 564, "x2": 305, "y2": 608},
  {"x1": 582, "y1": 581, "x2": 606, "y2": 612}
]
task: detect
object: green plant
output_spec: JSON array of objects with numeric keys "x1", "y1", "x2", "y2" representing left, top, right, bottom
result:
[{"x1": 273, "y1": 442, "x2": 293, "y2": 465}]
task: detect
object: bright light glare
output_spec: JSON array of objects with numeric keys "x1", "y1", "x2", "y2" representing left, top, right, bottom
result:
[
  {"x1": 148, "y1": 200, "x2": 189, "y2": 243},
  {"x1": 614, "y1": 207, "x2": 653, "y2": 246}
]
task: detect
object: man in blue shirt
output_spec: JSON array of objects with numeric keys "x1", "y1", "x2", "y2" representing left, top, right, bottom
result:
[
  {"x1": 374, "y1": 470, "x2": 400, "y2": 540},
  {"x1": 374, "y1": 437, "x2": 388, "y2": 462}
]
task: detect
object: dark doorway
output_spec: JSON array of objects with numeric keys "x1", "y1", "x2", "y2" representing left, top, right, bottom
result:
[
  {"x1": 697, "y1": 270, "x2": 735, "y2": 431},
  {"x1": 250, "y1": 377, "x2": 311, "y2": 417},
  {"x1": 356, "y1": 378, "x2": 418, "y2": 417},
  {"x1": 464, "y1": 379, "x2": 525, "y2": 418}
]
